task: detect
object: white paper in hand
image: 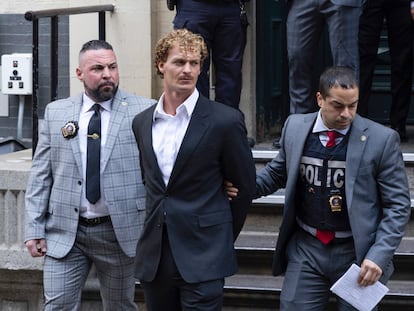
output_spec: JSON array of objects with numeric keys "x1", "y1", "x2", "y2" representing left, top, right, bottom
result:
[{"x1": 330, "y1": 264, "x2": 389, "y2": 311}]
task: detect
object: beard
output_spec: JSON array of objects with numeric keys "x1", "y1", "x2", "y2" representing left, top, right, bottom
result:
[{"x1": 85, "y1": 82, "x2": 118, "y2": 102}]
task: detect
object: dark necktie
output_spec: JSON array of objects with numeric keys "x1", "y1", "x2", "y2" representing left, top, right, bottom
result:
[
  {"x1": 86, "y1": 104, "x2": 101, "y2": 204},
  {"x1": 316, "y1": 130, "x2": 339, "y2": 244},
  {"x1": 326, "y1": 130, "x2": 338, "y2": 148}
]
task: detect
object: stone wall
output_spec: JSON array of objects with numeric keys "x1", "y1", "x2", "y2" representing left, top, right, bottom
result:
[
  {"x1": 0, "y1": 149, "x2": 45, "y2": 310},
  {"x1": 0, "y1": 149, "x2": 148, "y2": 310}
]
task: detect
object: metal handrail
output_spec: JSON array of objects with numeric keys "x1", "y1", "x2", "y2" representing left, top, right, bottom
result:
[{"x1": 24, "y1": 5, "x2": 115, "y2": 21}]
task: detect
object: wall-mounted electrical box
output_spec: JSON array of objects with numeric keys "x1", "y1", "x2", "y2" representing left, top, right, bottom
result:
[{"x1": 1, "y1": 53, "x2": 32, "y2": 95}]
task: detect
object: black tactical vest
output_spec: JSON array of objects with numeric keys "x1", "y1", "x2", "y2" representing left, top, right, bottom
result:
[{"x1": 296, "y1": 132, "x2": 351, "y2": 231}]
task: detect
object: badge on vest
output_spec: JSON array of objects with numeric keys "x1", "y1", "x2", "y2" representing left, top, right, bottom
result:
[{"x1": 329, "y1": 189, "x2": 342, "y2": 212}]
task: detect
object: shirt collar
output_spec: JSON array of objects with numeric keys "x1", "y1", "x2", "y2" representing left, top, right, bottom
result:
[
  {"x1": 82, "y1": 93, "x2": 112, "y2": 113},
  {"x1": 153, "y1": 89, "x2": 199, "y2": 121},
  {"x1": 312, "y1": 110, "x2": 350, "y2": 136}
]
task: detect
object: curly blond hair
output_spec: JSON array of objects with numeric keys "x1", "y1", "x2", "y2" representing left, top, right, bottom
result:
[{"x1": 154, "y1": 29, "x2": 208, "y2": 78}]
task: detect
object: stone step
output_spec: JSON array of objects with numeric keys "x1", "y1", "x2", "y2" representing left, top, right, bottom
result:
[
  {"x1": 80, "y1": 223, "x2": 414, "y2": 310},
  {"x1": 80, "y1": 261, "x2": 414, "y2": 311},
  {"x1": 224, "y1": 148, "x2": 414, "y2": 310},
  {"x1": 83, "y1": 149, "x2": 414, "y2": 310},
  {"x1": 223, "y1": 274, "x2": 414, "y2": 311},
  {"x1": 234, "y1": 232, "x2": 414, "y2": 280}
]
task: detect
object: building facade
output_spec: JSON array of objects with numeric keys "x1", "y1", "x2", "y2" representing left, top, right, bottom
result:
[{"x1": 0, "y1": 0, "x2": 262, "y2": 149}]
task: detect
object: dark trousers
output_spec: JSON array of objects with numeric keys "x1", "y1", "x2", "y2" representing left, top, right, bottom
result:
[
  {"x1": 141, "y1": 230, "x2": 224, "y2": 311},
  {"x1": 358, "y1": 0, "x2": 413, "y2": 128},
  {"x1": 281, "y1": 229, "x2": 360, "y2": 311},
  {"x1": 174, "y1": 0, "x2": 247, "y2": 109},
  {"x1": 286, "y1": 0, "x2": 361, "y2": 114}
]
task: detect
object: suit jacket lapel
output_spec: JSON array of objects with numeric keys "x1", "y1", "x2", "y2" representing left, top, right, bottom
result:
[
  {"x1": 67, "y1": 95, "x2": 83, "y2": 176},
  {"x1": 345, "y1": 115, "x2": 368, "y2": 209},
  {"x1": 143, "y1": 105, "x2": 166, "y2": 188},
  {"x1": 287, "y1": 113, "x2": 316, "y2": 182},
  {"x1": 101, "y1": 90, "x2": 126, "y2": 171},
  {"x1": 167, "y1": 97, "x2": 209, "y2": 189}
]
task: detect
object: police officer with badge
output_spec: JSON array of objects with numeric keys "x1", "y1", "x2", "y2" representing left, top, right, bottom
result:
[{"x1": 226, "y1": 66, "x2": 411, "y2": 310}]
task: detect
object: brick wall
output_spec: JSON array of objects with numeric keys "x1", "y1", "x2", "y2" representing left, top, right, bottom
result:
[{"x1": 0, "y1": 14, "x2": 69, "y2": 145}]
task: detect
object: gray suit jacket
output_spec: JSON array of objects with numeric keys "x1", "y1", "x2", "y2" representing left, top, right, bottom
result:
[
  {"x1": 24, "y1": 89, "x2": 155, "y2": 258},
  {"x1": 256, "y1": 112, "x2": 411, "y2": 281}
]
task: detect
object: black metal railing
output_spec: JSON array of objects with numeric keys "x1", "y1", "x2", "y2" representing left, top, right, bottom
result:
[{"x1": 24, "y1": 4, "x2": 115, "y2": 154}]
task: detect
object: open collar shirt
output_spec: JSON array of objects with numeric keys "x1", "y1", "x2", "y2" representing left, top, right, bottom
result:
[{"x1": 152, "y1": 89, "x2": 199, "y2": 186}]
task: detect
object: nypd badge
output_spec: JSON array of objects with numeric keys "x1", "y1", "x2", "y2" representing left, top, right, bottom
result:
[{"x1": 61, "y1": 121, "x2": 79, "y2": 139}]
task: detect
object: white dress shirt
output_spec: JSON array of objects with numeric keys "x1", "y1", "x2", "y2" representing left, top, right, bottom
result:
[
  {"x1": 78, "y1": 94, "x2": 111, "y2": 218},
  {"x1": 152, "y1": 89, "x2": 199, "y2": 186},
  {"x1": 312, "y1": 110, "x2": 350, "y2": 147}
]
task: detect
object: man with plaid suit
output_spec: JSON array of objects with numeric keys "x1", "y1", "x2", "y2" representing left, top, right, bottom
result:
[{"x1": 24, "y1": 40, "x2": 154, "y2": 310}]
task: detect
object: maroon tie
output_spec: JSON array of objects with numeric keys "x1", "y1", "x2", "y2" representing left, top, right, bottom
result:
[
  {"x1": 316, "y1": 130, "x2": 338, "y2": 244},
  {"x1": 316, "y1": 229, "x2": 335, "y2": 245},
  {"x1": 326, "y1": 130, "x2": 338, "y2": 147}
]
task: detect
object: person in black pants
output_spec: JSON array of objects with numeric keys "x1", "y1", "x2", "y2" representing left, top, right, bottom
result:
[
  {"x1": 358, "y1": 0, "x2": 413, "y2": 142},
  {"x1": 172, "y1": 0, "x2": 248, "y2": 110}
]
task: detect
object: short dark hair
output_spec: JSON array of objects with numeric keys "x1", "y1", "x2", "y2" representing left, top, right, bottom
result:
[
  {"x1": 319, "y1": 66, "x2": 358, "y2": 98},
  {"x1": 79, "y1": 40, "x2": 113, "y2": 54}
]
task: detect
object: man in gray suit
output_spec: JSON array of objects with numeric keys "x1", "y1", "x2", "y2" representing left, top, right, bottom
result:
[
  {"x1": 24, "y1": 40, "x2": 154, "y2": 310},
  {"x1": 286, "y1": 0, "x2": 365, "y2": 114},
  {"x1": 228, "y1": 66, "x2": 411, "y2": 310}
]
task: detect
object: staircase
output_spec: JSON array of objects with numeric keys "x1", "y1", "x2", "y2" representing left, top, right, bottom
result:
[
  {"x1": 222, "y1": 148, "x2": 414, "y2": 310},
  {"x1": 81, "y1": 147, "x2": 414, "y2": 310}
]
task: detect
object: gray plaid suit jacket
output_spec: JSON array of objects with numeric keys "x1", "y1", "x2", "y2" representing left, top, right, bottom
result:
[{"x1": 24, "y1": 89, "x2": 155, "y2": 258}]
